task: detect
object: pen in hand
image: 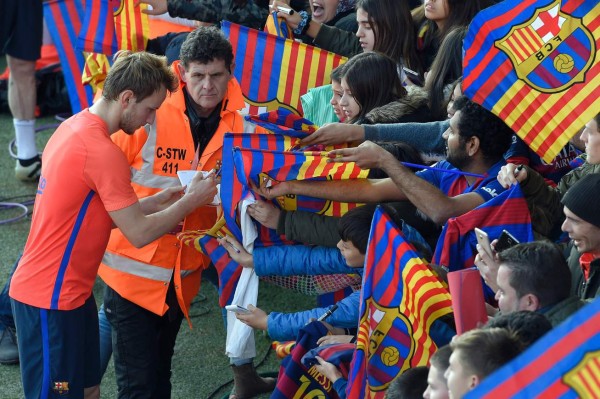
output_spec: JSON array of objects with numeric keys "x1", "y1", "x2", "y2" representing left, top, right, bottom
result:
[
  {"x1": 216, "y1": 233, "x2": 241, "y2": 253},
  {"x1": 317, "y1": 304, "x2": 339, "y2": 322}
]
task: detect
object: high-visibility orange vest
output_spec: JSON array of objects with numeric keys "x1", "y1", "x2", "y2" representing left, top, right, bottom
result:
[{"x1": 99, "y1": 63, "x2": 256, "y2": 325}]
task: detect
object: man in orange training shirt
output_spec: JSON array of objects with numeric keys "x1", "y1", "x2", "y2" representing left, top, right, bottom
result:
[{"x1": 9, "y1": 51, "x2": 217, "y2": 399}]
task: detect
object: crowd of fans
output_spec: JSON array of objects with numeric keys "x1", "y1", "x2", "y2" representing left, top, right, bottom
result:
[{"x1": 1, "y1": 0, "x2": 599, "y2": 398}]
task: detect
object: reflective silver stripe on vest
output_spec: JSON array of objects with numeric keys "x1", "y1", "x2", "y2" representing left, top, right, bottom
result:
[
  {"x1": 103, "y1": 252, "x2": 172, "y2": 282},
  {"x1": 128, "y1": 115, "x2": 256, "y2": 189},
  {"x1": 103, "y1": 252, "x2": 195, "y2": 281},
  {"x1": 130, "y1": 122, "x2": 181, "y2": 189},
  {"x1": 130, "y1": 167, "x2": 179, "y2": 189}
]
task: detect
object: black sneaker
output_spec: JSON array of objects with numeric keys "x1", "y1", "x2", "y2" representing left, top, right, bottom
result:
[
  {"x1": 15, "y1": 156, "x2": 42, "y2": 182},
  {"x1": 0, "y1": 326, "x2": 19, "y2": 365}
]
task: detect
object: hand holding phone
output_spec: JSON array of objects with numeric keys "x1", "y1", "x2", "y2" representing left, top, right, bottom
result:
[
  {"x1": 402, "y1": 67, "x2": 424, "y2": 86},
  {"x1": 494, "y1": 229, "x2": 520, "y2": 253},
  {"x1": 474, "y1": 227, "x2": 494, "y2": 259},
  {"x1": 225, "y1": 304, "x2": 252, "y2": 315}
]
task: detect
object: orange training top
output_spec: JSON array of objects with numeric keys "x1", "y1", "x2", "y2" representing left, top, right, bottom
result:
[{"x1": 10, "y1": 110, "x2": 138, "y2": 310}]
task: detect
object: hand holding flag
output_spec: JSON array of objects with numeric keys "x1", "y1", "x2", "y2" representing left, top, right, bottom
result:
[{"x1": 327, "y1": 141, "x2": 394, "y2": 170}]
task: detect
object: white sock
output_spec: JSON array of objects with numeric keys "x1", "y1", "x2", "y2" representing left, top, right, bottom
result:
[{"x1": 14, "y1": 118, "x2": 38, "y2": 160}]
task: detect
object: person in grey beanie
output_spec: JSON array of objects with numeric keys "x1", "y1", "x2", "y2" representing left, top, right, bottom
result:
[{"x1": 560, "y1": 173, "x2": 600, "y2": 300}]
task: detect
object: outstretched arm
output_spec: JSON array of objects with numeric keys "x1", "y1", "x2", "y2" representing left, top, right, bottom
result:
[
  {"x1": 252, "y1": 177, "x2": 405, "y2": 204},
  {"x1": 300, "y1": 123, "x2": 365, "y2": 146},
  {"x1": 376, "y1": 151, "x2": 485, "y2": 224},
  {"x1": 329, "y1": 141, "x2": 485, "y2": 224},
  {"x1": 139, "y1": 0, "x2": 268, "y2": 30}
]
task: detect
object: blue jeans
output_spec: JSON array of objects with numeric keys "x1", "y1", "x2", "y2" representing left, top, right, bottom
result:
[
  {"x1": 0, "y1": 255, "x2": 19, "y2": 331},
  {"x1": 98, "y1": 303, "x2": 113, "y2": 377}
]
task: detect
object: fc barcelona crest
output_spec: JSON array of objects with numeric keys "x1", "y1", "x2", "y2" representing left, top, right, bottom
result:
[
  {"x1": 356, "y1": 298, "x2": 414, "y2": 392},
  {"x1": 495, "y1": 1, "x2": 595, "y2": 93},
  {"x1": 52, "y1": 381, "x2": 70, "y2": 395},
  {"x1": 563, "y1": 350, "x2": 600, "y2": 397}
]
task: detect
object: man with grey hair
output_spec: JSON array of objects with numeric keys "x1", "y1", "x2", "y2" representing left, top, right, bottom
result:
[{"x1": 97, "y1": 27, "x2": 267, "y2": 399}]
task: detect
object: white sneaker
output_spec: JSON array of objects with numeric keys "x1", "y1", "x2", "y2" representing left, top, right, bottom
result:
[{"x1": 15, "y1": 157, "x2": 42, "y2": 182}]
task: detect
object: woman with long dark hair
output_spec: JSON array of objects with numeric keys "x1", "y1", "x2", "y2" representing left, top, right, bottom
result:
[
  {"x1": 424, "y1": 26, "x2": 467, "y2": 120},
  {"x1": 413, "y1": 0, "x2": 493, "y2": 69},
  {"x1": 355, "y1": 0, "x2": 422, "y2": 75},
  {"x1": 339, "y1": 52, "x2": 405, "y2": 124},
  {"x1": 339, "y1": 52, "x2": 430, "y2": 125}
]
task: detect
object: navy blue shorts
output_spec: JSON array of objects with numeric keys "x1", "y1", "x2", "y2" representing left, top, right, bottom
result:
[
  {"x1": 11, "y1": 295, "x2": 101, "y2": 398},
  {"x1": 0, "y1": 0, "x2": 43, "y2": 61}
]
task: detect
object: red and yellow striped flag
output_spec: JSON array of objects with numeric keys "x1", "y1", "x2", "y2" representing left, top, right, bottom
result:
[
  {"x1": 463, "y1": 0, "x2": 600, "y2": 163},
  {"x1": 222, "y1": 21, "x2": 346, "y2": 115},
  {"x1": 347, "y1": 207, "x2": 453, "y2": 399}
]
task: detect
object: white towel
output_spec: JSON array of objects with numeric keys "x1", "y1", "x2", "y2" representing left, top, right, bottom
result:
[{"x1": 225, "y1": 196, "x2": 259, "y2": 359}]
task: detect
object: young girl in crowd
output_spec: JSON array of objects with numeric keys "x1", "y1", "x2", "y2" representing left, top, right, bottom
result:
[
  {"x1": 329, "y1": 64, "x2": 346, "y2": 122},
  {"x1": 355, "y1": 0, "x2": 422, "y2": 75},
  {"x1": 300, "y1": 63, "x2": 346, "y2": 125},
  {"x1": 339, "y1": 52, "x2": 430, "y2": 125}
]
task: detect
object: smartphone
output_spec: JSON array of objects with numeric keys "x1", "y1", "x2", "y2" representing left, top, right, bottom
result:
[
  {"x1": 225, "y1": 304, "x2": 252, "y2": 315},
  {"x1": 402, "y1": 67, "x2": 424, "y2": 86},
  {"x1": 474, "y1": 227, "x2": 494, "y2": 259},
  {"x1": 494, "y1": 229, "x2": 520, "y2": 253}
]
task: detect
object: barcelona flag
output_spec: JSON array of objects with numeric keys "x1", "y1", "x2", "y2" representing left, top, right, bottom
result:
[
  {"x1": 347, "y1": 207, "x2": 453, "y2": 399},
  {"x1": 467, "y1": 297, "x2": 600, "y2": 398},
  {"x1": 81, "y1": 53, "x2": 112, "y2": 93},
  {"x1": 246, "y1": 109, "x2": 319, "y2": 138},
  {"x1": 220, "y1": 132, "x2": 367, "y2": 242},
  {"x1": 114, "y1": 0, "x2": 149, "y2": 52},
  {"x1": 178, "y1": 218, "x2": 243, "y2": 307},
  {"x1": 433, "y1": 184, "x2": 534, "y2": 273},
  {"x1": 272, "y1": 321, "x2": 342, "y2": 399},
  {"x1": 219, "y1": 132, "x2": 298, "y2": 242},
  {"x1": 79, "y1": 0, "x2": 150, "y2": 92},
  {"x1": 221, "y1": 21, "x2": 346, "y2": 115},
  {"x1": 263, "y1": 11, "x2": 294, "y2": 39},
  {"x1": 43, "y1": 0, "x2": 95, "y2": 113},
  {"x1": 78, "y1": 0, "x2": 149, "y2": 54},
  {"x1": 232, "y1": 146, "x2": 367, "y2": 230},
  {"x1": 463, "y1": 0, "x2": 600, "y2": 163},
  {"x1": 77, "y1": 0, "x2": 119, "y2": 55}
]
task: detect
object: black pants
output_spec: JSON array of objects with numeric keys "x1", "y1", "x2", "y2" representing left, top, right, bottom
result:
[{"x1": 104, "y1": 285, "x2": 183, "y2": 399}]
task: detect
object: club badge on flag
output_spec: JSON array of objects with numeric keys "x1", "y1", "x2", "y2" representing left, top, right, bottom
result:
[
  {"x1": 495, "y1": 3, "x2": 593, "y2": 92},
  {"x1": 463, "y1": 0, "x2": 600, "y2": 163},
  {"x1": 347, "y1": 207, "x2": 453, "y2": 398}
]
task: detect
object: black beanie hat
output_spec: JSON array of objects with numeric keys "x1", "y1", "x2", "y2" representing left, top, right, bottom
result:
[{"x1": 561, "y1": 173, "x2": 600, "y2": 229}]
